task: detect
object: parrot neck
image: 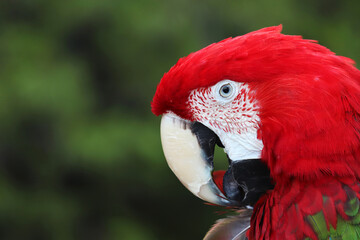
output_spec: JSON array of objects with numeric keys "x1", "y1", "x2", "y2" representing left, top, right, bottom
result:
[
  {"x1": 261, "y1": 139, "x2": 360, "y2": 181},
  {"x1": 271, "y1": 156, "x2": 360, "y2": 183}
]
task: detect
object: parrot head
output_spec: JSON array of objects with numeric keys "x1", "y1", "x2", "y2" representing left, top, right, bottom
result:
[{"x1": 152, "y1": 25, "x2": 360, "y2": 207}]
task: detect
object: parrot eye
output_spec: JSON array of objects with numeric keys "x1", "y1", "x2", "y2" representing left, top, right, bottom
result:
[
  {"x1": 215, "y1": 80, "x2": 237, "y2": 102},
  {"x1": 219, "y1": 84, "x2": 233, "y2": 98}
]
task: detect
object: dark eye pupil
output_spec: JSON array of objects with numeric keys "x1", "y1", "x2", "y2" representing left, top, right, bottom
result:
[{"x1": 222, "y1": 86, "x2": 230, "y2": 94}]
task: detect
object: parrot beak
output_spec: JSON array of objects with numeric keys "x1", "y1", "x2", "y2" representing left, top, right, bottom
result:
[
  {"x1": 160, "y1": 113, "x2": 236, "y2": 206},
  {"x1": 160, "y1": 113, "x2": 273, "y2": 207}
]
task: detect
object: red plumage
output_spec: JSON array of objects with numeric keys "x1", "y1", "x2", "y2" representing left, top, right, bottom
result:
[
  {"x1": 152, "y1": 26, "x2": 360, "y2": 239},
  {"x1": 250, "y1": 177, "x2": 359, "y2": 239}
]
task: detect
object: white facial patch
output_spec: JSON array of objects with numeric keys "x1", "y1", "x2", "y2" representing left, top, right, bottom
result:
[{"x1": 187, "y1": 80, "x2": 263, "y2": 161}]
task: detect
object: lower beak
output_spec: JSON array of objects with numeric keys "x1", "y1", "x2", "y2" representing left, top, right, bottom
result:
[{"x1": 160, "y1": 113, "x2": 273, "y2": 207}]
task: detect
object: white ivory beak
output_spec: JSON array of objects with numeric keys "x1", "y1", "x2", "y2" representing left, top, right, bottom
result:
[{"x1": 160, "y1": 113, "x2": 231, "y2": 206}]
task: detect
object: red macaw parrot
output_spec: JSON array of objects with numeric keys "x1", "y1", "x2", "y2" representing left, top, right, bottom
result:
[{"x1": 152, "y1": 26, "x2": 360, "y2": 240}]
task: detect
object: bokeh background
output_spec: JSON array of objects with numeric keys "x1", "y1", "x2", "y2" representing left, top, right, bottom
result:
[{"x1": 0, "y1": 0, "x2": 359, "y2": 239}]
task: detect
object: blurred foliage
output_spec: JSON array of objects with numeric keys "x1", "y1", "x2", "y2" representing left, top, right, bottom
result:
[{"x1": 0, "y1": 0, "x2": 359, "y2": 239}]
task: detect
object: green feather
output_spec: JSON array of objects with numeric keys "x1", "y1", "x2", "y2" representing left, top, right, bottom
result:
[
  {"x1": 307, "y1": 193, "x2": 360, "y2": 240},
  {"x1": 345, "y1": 197, "x2": 359, "y2": 217}
]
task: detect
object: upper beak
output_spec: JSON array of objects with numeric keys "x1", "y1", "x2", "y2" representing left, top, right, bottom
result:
[
  {"x1": 160, "y1": 113, "x2": 273, "y2": 207},
  {"x1": 160, "y1": 113, "x2": 234, "y2": 206}
]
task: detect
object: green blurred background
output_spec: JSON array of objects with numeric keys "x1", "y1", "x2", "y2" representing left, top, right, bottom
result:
[{"x1": 0, "y1": 0, "x2": 359, "y2": 239}]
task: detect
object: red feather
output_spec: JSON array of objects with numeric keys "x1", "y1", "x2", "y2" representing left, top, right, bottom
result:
[
  {"x1": 323, "y1": 197, "x2": 337, "y2": 229},
  {"x1": 248, "y1": 177, "x2": 360, "y2": 239},
  {"x1": 152, "y1": 26, "x2": 360, "y2": 239},
  {"x1": 152, "y1": 25, "x2": 360, "y2": 181},
  {"x1": 212, "y1": 170, "x2": 226, "y2": 194}
]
